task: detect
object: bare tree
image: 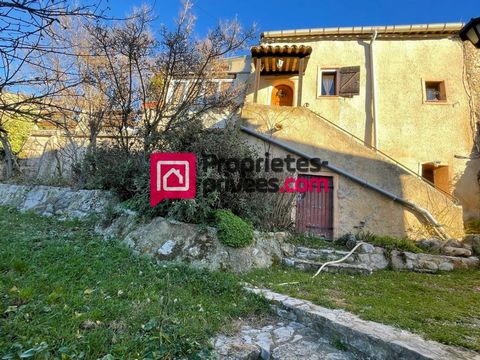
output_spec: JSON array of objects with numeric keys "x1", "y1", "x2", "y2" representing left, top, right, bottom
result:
[
  {"x1": 86, "y1": 1, "x2": 255, "y2": 155},
  {"x1": 0, "y1": 0, "x2": 104, "y2": 178}
]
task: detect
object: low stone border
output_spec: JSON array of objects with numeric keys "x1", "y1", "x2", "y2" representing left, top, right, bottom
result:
[
  {"x1": 287, "y1": 243, "x2": 480, "y2": 274},
  {"x1": 0, "y1": 183, "x2": 112, "y2": 218},
  {"x1": 246, "y1": 287, "x2": 480, "y2": 360},
  {"x1": 358, "y1": 243, "x2": 480, "y2": 273}
]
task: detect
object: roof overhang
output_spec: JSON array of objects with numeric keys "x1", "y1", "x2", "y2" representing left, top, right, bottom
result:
[
  {"x1": 261, "y1": 23, "x2": 464, "y2": 41},
  {"x1": 251, "y1": 45, "x2": 312, "y2": 75}
]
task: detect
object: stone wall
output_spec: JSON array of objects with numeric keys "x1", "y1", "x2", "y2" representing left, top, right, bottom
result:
[
  {"x1": 0, "y1": 183, "x2": 112, "y2": 218},
  {"x1": 356, "y1": 242, "x2": 479, "y2": 273},
  {"x1": 2, "y1": 183, "x2": 475, "y2": 274},
  {"x1": 14, "y1": 129, "x2": 118, "y2": 181}
]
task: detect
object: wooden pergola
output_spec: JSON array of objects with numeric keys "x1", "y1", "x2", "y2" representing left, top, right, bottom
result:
[{"x1": 251, "y1": 45, "x2": 312, "y2": 106}]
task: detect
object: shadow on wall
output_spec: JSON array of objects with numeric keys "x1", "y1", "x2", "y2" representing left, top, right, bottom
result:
[
  {"x1": 0, "y1": 130, "x2": 113, "y2": 183},
  {"x1": 357, "y1": 39, "x2": 374, "y2": 148},
  {"x1": 240, "y1": 104, "x2": 465, "y2": 239},
  {"x1": 454, "y1": 155, "x2": 480, "y2": 221},
  {"x1": 457, "y1": 42, "x2": 480, "y2": 221}
]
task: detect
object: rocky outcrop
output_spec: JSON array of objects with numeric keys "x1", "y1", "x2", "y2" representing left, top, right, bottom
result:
[
  {"x1": 463, "y1": 235, "x2": 480, "y2": 256},
  {"x1": 0, "y1": 183, "x2": 477, "y2": 274},
  {"x1": 99, "y1": 210, "x2": 287, "y2": 273},
  {"x1": 390, "y1": 251, "x2": 479, "y2": 272},
  {"x1": 0, "y1": 183, "x2": 112, "y2": 218}
]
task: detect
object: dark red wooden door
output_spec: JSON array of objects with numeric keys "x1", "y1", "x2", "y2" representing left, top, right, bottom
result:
[{"x1": 295, "y1": 175, "x2": 334, "y2": 239}]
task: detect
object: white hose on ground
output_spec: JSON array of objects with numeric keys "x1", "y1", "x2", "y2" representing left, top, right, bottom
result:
[{"x1": 312, "y1": 241, "x2": 366, "y2": 278}]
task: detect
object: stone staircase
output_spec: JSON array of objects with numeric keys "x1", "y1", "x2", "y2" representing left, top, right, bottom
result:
[
  {"x1": 282, "y1": 246, "x2": 373, "y2": 275},
  {"x1": 240, "y1": 103, "x2": 465, "y2": 239}
]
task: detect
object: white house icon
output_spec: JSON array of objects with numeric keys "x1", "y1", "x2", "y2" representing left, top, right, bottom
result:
[{"x1": 157, "y1": 161, "x2": 190, "y2": 192}]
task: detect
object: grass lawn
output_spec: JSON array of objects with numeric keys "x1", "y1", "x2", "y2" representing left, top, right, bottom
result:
[
  {"x1": 245, "y1": 266, "x2": 480, "y2": 352},
  {"x1": 0, "y1": 207, "x2": 268, "y2": 359}
]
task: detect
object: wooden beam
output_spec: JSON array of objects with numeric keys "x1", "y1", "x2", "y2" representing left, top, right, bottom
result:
[
  {"x1": 253, "y1": 57, "x2": 261, "y2": 103},
  {"x1": 260, "y1": 71, "x2": 301, "y2": 76},
  {"x1": 291, "y1": 58, "x2": 298, "y2": 72},
  {"x1": 297, "y1": 57, "x2": 305, "y2": 107},
  {"x1": 251, "y1": 53, "x2": 311, "y2": 58}
]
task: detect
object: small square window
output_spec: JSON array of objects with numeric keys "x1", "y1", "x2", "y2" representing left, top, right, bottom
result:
[
  {"x1": 425, "y1": 81, "x2": 446, "y2": 102},
  {"x1": 321, "y1": 71, "x2": 337, "y2": 96}
]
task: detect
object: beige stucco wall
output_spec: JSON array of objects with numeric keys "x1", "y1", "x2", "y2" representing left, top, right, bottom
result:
[
  {"x1": 241, "y1": 103, "x2": 464, "y2": 239},
  {"x1": 244, "y1": 35, "x2": 479, "y2": 221}
]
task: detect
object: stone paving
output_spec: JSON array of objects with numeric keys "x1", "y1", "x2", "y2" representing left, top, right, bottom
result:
[
  {"x1": 213, "y1": 320, "x2": 357, "y2": 359},
  {"x1": 245, "y1": 287, "x2": 480, "y2": 360}
]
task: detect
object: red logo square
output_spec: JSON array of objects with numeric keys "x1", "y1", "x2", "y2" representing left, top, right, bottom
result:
[{"x1": 150, "y1": 153, "x2": 196, "y2": 206}]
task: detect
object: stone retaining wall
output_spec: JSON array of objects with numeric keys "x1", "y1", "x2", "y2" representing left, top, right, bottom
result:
[
  {"x1": 0, "y1": 183, "x2": 112, "y2": 218},
  {"x1": 357, "y1": 242, "x2": 479, "y2": 273},
  {"x1": 1, "y1": 183, "x2": 477, "y2": 274}
]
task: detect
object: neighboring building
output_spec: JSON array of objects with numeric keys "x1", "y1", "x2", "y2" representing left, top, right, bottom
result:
[
  {"x1": 147, "y1": 56, "x2": 251, "y2": 128},
  {"x1": 238, "y1": 22, "x2": 480, "y2": 240}
]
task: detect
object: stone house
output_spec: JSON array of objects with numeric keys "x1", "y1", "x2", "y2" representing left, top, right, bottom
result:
[{"x1": 230, "y1": 22, "x2": 480, "y2": 240}]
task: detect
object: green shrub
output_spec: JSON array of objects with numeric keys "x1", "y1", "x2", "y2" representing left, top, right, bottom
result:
[
  {"x1": 356, "y1": 231, "x2": 423, "y2": 253},
  {"x1": 466, "y1": 219, "x2": 480, "y2": 234},
  {"x1": 73, "y1": 146, "x2": 148, "y2": 200},
  {"x1": 0, "y1": 114, "x2": 34, "y2": 154},
  {"x1": 215, "y1": 210, "x2": 253, "y2": 248}
]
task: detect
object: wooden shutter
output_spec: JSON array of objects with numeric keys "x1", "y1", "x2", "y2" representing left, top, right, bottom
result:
[{"x1": 338, "y1": 66, "x2": 360, "y2": 97}]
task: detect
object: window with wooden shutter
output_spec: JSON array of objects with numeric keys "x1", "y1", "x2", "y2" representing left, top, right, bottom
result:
[{"x1": 338, "y1": 66, "x2": 360, "y2": 97}]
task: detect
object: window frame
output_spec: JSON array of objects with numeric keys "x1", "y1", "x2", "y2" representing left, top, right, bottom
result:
[
  {"x1": 168, "y1": 78, "x2": 234, "y2": 105},
  {"x1": 200, "y1": 79, "x2": 234, "y2": 103},
  {"x1": 318, "y1": 68, "x2": 339, "y2": 98},
  {"x1": 423, "y1": 80, "x2": 448, "y2": 104}
]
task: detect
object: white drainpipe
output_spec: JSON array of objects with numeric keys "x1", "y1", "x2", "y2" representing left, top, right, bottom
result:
[{"x1": 370, "y1": 30, "x2": 379, "y2": 149}]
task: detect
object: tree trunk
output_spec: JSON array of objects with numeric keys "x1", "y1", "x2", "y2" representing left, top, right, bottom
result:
[{"x1": 0, "y1": 132, "x2": 19, "y2": 179}]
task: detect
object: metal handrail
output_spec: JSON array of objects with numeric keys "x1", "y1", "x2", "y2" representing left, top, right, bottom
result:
[{"x1": 303, "y1": 107, "x2": 459, "y2": 203}]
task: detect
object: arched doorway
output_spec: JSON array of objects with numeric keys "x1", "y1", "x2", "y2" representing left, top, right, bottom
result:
[{"x1": 271, "y1": 84, "x2": 294, "y2": 106}]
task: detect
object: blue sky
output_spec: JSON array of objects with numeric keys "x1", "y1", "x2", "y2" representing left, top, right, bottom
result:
[{"x1": 107, "y1": 0, "x2": 478, "y2": 37}]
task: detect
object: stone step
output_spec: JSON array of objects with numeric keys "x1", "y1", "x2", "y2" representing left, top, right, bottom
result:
[
  {"x1": 294, "y1": 246, "x2": 355, "y2": 263},
  {"x1": 282, "y1": 257, "x2": 373, "y2": 275},
  {"x1": 246, "y1": 287, "x2": 480, "y2": 360}
]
